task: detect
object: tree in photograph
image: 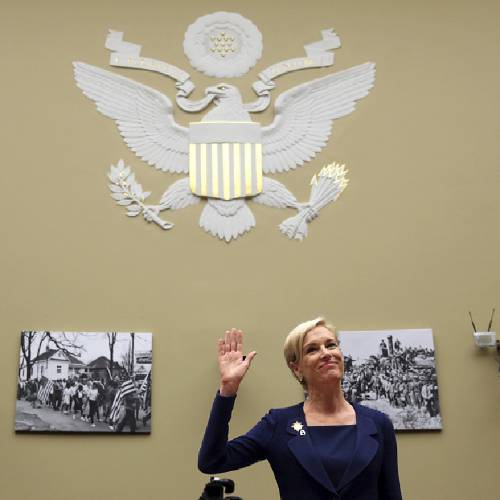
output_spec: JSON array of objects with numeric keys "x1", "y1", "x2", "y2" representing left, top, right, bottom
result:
[
  {"x1": 20, "y1": 331, "x2": 38, "y2": 380},
  {"x1": 121, "y1": 333, "x2": 136, "y2": 377},
  {"x1": 106, "y1": 332, "x2": 118, "y2": 378},
  {"x1": 122, "y1": 343, "x2": 133, "y2": 376},
  {"x1": 40, "y1": 332, "x2": 83, "y2": 358}
]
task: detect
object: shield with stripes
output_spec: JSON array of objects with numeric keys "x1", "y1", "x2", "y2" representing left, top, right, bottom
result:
[{"x1": 188, "y1": 121, "x2": 263, "y2": 200}]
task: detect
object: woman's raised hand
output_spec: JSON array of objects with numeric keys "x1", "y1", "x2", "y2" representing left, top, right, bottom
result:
[{"x1": 218, "y1": 328, "x2": 257, "y2": 397}]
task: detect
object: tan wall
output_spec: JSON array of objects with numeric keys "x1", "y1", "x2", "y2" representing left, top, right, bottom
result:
[{"x1": 1, "y1": 0, "x2": 499, "y2": 498}]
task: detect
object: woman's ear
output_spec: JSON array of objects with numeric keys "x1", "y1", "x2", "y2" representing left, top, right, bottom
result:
[{"x1": 289, "y1": 361, "x2": 302, "y2": 381}]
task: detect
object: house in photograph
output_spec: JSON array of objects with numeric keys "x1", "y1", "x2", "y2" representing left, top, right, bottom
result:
[
  {"x1": 20, "y1": 348, "x2": 87, "y2": 381},
  {"x1": 87, "y1": 356, "x2": 122, "y2": 381},
  {"x1": 67, "y1": 352, "x2": 89, "y2": 380}
]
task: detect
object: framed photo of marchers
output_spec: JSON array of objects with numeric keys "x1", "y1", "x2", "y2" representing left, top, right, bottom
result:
[
  {"x1": 16, "y1": 331, "x2": 152, "y2": 434},
  {"x1": 338, "y1": 329, "x2": 442, "y2": 431}
]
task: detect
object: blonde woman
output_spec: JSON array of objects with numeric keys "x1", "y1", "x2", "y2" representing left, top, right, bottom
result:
[{"x1": 198, "y1": 319, "x2": 402, "y2": 500}]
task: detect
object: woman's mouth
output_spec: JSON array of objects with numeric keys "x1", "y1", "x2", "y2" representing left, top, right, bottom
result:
[{"x1": 320, "y1": 361, "x2": 337, "y2": 369}]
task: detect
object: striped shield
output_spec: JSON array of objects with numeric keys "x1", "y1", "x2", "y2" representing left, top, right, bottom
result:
[{"x1": 189, "y1": 121, "x2": 263, "y2": 200}]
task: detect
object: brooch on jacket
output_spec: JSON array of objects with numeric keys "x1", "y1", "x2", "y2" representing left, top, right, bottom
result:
[{"x1": 292, "y1": 421, "x2": 306, "y2": 435}]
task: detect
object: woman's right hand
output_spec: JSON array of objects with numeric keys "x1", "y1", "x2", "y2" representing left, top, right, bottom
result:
[{"x1": 218, "y1": 328, "x2": 257, "y2": 397}]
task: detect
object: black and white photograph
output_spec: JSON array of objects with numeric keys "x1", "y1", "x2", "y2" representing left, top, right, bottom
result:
[
  {"x1": 16, "y1": 331, "x2": 152, "y2": 433},
  {"x1": 338, "y1": 329, "x2": 442, "y2": 431}
]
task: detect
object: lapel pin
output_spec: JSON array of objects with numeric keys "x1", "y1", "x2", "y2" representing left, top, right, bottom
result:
[{"x1": 292, "y1": 421, "x2": 306, "y2": 435}]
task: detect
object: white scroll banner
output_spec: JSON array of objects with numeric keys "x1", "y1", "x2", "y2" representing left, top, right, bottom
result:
[
  {"x1": 258, "y1": 29, "x2": 341, "y2": 84},
  {"x1": 105, "y1": 30, "x2": 191, "y2": 84}
]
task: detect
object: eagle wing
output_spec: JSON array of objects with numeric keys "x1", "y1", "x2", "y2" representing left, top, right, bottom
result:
[
  {"x1": 262, "y1": 62, "x2": 375, "y2": 174},
  {"x1": 73, "y1": 62, "x2": 189, "y2": 174}
]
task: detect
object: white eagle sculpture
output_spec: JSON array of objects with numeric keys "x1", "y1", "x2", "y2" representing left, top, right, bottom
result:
[{"x1": 73, "y1": 58, "x2": 374, "y2": 241}]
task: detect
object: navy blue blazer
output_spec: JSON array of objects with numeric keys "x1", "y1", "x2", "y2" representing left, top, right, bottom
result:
[{"x1": 198, "y1": 393, "x2": 402, "y2": 500}]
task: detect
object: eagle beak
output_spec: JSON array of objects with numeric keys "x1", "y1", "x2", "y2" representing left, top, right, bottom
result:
[{"x1": 205, "y1": 85, "x2": 226, "y2": 97}]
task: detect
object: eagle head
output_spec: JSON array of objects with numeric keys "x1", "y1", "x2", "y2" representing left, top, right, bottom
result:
[{"x1": 205, "y1": 83, "x2": 241, "y2": 102}]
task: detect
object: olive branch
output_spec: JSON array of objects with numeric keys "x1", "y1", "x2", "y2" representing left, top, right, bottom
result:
[{"x1": 107, "y1": 160, "x2": 173, "y2": 229}]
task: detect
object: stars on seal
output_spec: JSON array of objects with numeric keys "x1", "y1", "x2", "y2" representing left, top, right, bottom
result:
[
  {"x1": 183, "y1": 11, "x2": 263, "y2": 77},
  {"x1": 209, "y1": 31, "x2": 237, "y2": 58}
]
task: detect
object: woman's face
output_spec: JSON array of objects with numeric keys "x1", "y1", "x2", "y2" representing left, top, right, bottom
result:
[{"x1": 294, "y1": 326, "x2": 344, "y2": 388}]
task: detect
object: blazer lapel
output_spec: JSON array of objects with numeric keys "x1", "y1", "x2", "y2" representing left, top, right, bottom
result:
[
  {"x1": 286, "y1": 411, "x2": 338, "y2": 496},
  {"x1": 337, "y1": 404, "x2": 379, "y2": 491}
]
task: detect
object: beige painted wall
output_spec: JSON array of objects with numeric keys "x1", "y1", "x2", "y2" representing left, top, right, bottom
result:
[{"x1": 1, "y1": 0, "x2": 499, "y2": 498}]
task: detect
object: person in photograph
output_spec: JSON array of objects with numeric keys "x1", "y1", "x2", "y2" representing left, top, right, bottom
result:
[
  {"x1": 142, "y1": 387, "x2": 152, "y2": 427},
  {"x1": 380, "y1": 375, "x2": 389, "y2": 401},
  {"x1": 394, "y1": 339, "x2": 402, "y2": 353},
  {"x1": 415, "y1": 377, "x2": 424, "y2": 409},
  {"x1": 105, "y1": 380, "x2": 118, "y2": 423},
  {"x1": 116, "y1": 389, "x2": 140, "y2": 433},
  {"x1": 102, "y1": 381, "x2": 110, "y2": 421},
  {"x1": 141, "y1": 378, "x2": 152, "y2": 427},
  {"x1": 84, "y1": 379, "x2": 92, "y2": 395},
  {"x1": 350, "y1": 379, "x2": 359, "y2": 403},
  {"x1": 88, "y1": 382, "x2": 99, "y2": 427},
  {"x1": 52, "y1": 380, "x2": 62, "y2": 410},
  {"x1": 27, "y1": 380, "x2": 38, "y2": 408},
  {"x1": 198, "y1": 319, "x2": 402, "y2": 500},
  {"x1": 134, "y1": 382, "x2": 141, "y2": 421},
  {"x1": 19, "y1": 381, "x2": 25, "y2": 400},
  {"x1": 421, "y1": 380, "x2": 435, "y2": 417},
  {"x1": 431, "y1": 375, "x2": 440, "y2": 416},
  {"x1": 69, "y1": 381, "x2": 77, "y2": 414},
  {"x1": 93, "y1": 379, "x2": 104, "y2": 422},
  {"x1": 408, "y1": 378, "x2": 417, "y2": 408},
  {"x1": 62, "y1": 382, "x2": 72, "y2": 414},
  {"x1": 387, "y1": 378, "x2": 396, "y2": 407},
  {"x1": 400, "y1": 378, "x2": 410, "y2": 407},
  {"x1": 83, "y1": 380, "x2": 93, "y2": 422},
  {"x1": 73, "y1": 384, "x2": 84, "y2": 421},
  {"x1": 379, "y1": 340, "x2": 388, "y2": 358}
]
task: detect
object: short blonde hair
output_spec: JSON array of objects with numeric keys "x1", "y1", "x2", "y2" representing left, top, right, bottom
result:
[{"x1": 283, "y1": 317, "x2": 338, "y2": 386}]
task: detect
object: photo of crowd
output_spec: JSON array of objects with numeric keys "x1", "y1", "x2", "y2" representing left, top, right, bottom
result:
[
  {"x1": 338, "y1": 329, "x2": 442, "y2": 430},
  {"x1": 16, "y1": 331, "x2": 152, "y2": 433}
]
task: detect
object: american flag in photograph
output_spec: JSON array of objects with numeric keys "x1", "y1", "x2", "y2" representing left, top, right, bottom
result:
[
  {"x1": 109, "y1": 380, "x2": 136, "y2": 424},
  {"x1": 37, "y1": 378, "x2": 53, "y2": 404}
]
